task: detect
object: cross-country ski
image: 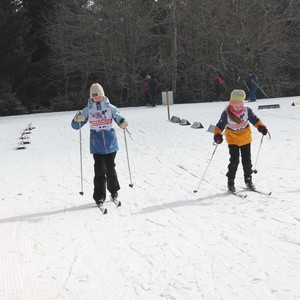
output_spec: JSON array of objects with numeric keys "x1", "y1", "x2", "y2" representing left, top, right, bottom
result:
[{"x1": 247, "y1": 187, "x2": 272, "y2": 196}]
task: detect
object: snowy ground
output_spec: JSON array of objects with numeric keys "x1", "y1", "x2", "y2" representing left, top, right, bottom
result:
[{"x1": 0, "y1": 96, "x2": 300, "y2": 300}]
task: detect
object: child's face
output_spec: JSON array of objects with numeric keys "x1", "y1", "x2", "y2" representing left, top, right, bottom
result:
[
  {"x1": 231, "y1": 103, "x2": 244, "y2": 112},
  {"x1": 92, "y1": 96, "x2": 104, "y2": 102}
]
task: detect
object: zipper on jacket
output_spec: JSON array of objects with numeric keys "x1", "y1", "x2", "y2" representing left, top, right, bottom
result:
[
  {"x1": 92, "y1": 133, "x2": 96, "y2": 148},
  {"x1": 101, "y1": 129, "x2": 108, "y2": 153}
]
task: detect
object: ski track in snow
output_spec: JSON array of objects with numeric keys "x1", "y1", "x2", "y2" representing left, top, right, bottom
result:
[{"x1": 0, "y1": 98, "x2": 300, "y2": 299}]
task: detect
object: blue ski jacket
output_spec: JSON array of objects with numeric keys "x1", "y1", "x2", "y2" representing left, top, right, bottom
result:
[{"x1": 71, "y1": 97, "x2": 125, "y2": 154}]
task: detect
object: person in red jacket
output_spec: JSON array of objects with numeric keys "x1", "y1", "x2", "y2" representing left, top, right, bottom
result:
[
  {"x1": 215, "y1": 74, "x2": 226, "y2": 101},
  {"x1": 213, "y1": 89, "x2": 268, "y2": 192}
]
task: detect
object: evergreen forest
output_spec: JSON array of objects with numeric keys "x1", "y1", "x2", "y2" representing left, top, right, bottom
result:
[{"x1": 0, "y1": 0, "x2": 299, "y2": 116}]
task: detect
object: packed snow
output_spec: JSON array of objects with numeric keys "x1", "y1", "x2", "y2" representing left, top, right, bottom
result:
[{"x1": 0, "y1": 96, "x2": 300, "y2": 300}]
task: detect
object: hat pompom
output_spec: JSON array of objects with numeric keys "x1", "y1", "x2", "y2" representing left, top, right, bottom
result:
[{"x1": 90, "y1": 83, "x2": 105, "y2": 98}]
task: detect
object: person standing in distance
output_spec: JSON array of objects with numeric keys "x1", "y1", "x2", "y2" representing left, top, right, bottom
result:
[
  {"x1": 245, "y1": 71, "x2": 258, "y2": 102},
  {"x1": 148, "y1": 76, "x2": 160, "y2": 107},
  {"x1": 215, "y1": 74, "x2": 226, "y2": 101},
  {"x1": 213, "y1": 89, "x2": 268, "y2": 192},
  {"x1": 144, "y1": 75, "x2": 151, "y2": 106},
  {"x1": 71, "y1": 83, "x2": 128, "y2": 205}
]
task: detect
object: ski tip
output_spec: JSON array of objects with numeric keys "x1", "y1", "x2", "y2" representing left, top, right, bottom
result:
[
  {"x1": 96, "y1": 204, "x2": 108, "y2": 214},
  {"x1": 110, "y1": 196, "x2": 122, "y2": 207}
]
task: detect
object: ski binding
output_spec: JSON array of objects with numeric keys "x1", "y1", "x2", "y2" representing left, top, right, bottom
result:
[
  {"x1": 110, "y1": 196, "x2": 122, "y2": 207},
  {"x1": 97, "y1": 203, "x2": 108, "y2": 214}
]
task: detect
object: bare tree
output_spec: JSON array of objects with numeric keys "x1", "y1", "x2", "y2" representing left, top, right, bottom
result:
[{"x1": 43, "y1": 0, "x2": 300, "y2": 110}]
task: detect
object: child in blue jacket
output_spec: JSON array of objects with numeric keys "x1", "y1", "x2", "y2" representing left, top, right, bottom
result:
[{"x1": 71, "y1": 83, "x2": 128, "y2": 205}]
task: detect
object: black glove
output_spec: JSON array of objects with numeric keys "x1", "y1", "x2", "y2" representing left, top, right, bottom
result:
[
  {"x1": 214, "y1": 133, "x2": 223, "y2": 144},
  {"x1": 258, "y1": 125, "x2": 268, "y2": 135}
]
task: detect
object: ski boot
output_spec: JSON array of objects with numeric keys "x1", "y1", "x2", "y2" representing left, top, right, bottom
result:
[
  {"x1": 227, "y1": 178, "x2": 236, "y2": 193},
  {"x1": 95, "y1": 198, "x2": 104, "y2": 206},
  {"x1": 111, "y1": 192, "x2": 118, "y2": 200},
  {"x1": 245, "y1": 176, "x2": 255, "y2": 190},
  {"x1": 110, "y1": 192, "x2": 121, "y2": 207}
]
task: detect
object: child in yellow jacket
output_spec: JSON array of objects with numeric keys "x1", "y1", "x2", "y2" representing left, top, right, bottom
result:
[{"x1": 213, "y1": 89, "x2": 268, "y2": 192}]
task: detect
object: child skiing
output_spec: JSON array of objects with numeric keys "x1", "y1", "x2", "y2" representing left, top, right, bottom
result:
[
  {"x1": 213, "y1": 89, "x2": 268, "y2": 192},
  {"x1": 71, "y1": 83, "x2": 128, "y2": 205}
]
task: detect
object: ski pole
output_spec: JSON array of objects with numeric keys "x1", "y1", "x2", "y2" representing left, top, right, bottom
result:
[
  {"x1": 238, "y1": 76, "x2": 250, "y2": 92},
  {"x1": 124, "y1": 128, "x2": 133, "y2": 188},
  {"x1": 252, "y1": 81, "x2": 269, "y2": 98},
  {"x1": 253, "y1": 131, "x2": 271, "y2": 174},
  {"x1": 253, "y1": 135, "x2": 264, "y2": 174},
  {"x1": 193, "y1": 144, "x2": 218, "y2": 193},
  {"x1": 79, "y1": 122, "x2": 84, "y2": 195},
  {"x1": 242, "y1": 80, "x2": 250, "y2": 92}
]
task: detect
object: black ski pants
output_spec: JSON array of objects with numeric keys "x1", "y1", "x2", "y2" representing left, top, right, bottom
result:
[
  {"x1": 149, "y1": 92, "x2": 156, "y2": 107},
  {"x1": 93, "y1": 152, "x2": 120, "y2": 201},
  {"x1": 226, "y1": 143, "x2": 253, "y2": 180}
]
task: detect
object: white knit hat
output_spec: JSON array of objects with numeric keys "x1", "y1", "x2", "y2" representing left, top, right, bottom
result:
[{"x1": 90, "y1": 83, "x2": 105, "y2": 98}]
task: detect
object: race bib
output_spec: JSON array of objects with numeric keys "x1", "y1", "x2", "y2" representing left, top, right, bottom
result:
[{"x1": 89, "y1": 105, "x2": 113, "y2": 130}]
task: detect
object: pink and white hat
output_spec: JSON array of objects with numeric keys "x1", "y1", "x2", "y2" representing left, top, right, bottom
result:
[{"x1": 230, "y1": 89, "x2": 246, "y2": 105}]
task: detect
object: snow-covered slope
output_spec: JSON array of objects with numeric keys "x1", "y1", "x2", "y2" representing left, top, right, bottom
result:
[{"x1": 0, "y1": 96, "x2": 299, "y2": 300}]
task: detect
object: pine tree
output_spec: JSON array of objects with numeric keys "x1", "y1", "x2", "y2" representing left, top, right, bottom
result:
[
  {"x1": 0, "y1": 79, "x2": 26, "y2": 116},
  {"x1": 0, "y1": 0, "x2": 31, "y2": 115}
]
